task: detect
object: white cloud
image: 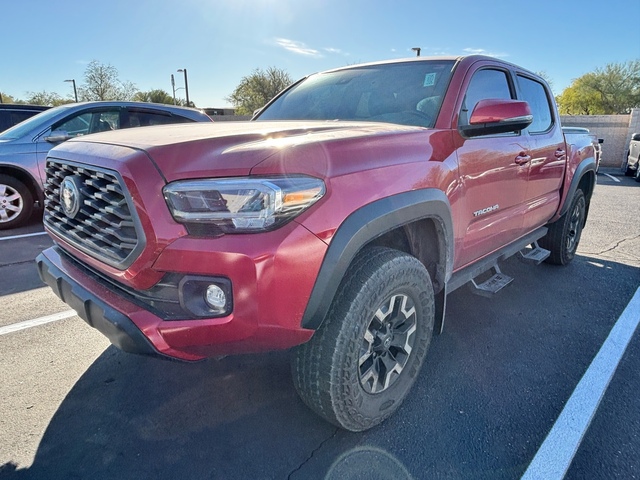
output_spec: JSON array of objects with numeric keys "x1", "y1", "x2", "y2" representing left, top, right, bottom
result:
[{"x1": 275, "y1": 38, "x2": 322, "y2": 57}]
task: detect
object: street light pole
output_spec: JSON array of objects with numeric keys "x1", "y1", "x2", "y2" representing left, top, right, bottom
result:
[
  {"x1": 177, "y1": 68, "x2": 189, "y2": 107},
  {"x1": 171, "y1": 74, "x2": 176, "y2": 105},
  {"x1": 411, "y1": 47, "x2": 421, "y2": 57},
  {"x1": 64, "y1": 79, "x2": 78, "y2": 102}
]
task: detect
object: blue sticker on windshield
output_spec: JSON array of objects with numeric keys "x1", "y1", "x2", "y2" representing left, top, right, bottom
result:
[{"x1": 423, "y1": 73, "x2": 436, "y2": 87}]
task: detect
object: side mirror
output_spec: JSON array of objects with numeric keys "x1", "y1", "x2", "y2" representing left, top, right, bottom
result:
[
  {"x1": 44, "y1": 130, "x2": 71, "y2": 143},
  {"x1": 460, "y1": 99, "x2": 533, "y2": 138},
  {"x1": 632, "y1": 133, "x2": 640, "y2": 142}
]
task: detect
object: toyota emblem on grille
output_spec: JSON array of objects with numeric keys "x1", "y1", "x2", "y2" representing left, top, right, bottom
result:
[{"x1": 60, "y1": 176, "x2": 83, "y2": 219}]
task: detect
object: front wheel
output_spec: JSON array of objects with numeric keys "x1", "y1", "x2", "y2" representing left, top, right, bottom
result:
[
  {"x1": 291, "y1": 247, "x2": 434, "y2": 431},
  {"x1": 539, "y1": 189, "x2": 586, "y2": 265},
  {"x1": 0, "y1": 175, "x2": 34, "y2": 230}
]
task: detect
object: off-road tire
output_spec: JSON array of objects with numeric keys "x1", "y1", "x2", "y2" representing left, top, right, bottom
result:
[
  {"x1": 0, "y1": 175, "x2": 33, "y2": 230},
  {"x1": 291, "y1": 247, "x2": 434, "y2": 432},
  {"x1": 539, "y1": 189, "x2": 586, "y2": 265}
]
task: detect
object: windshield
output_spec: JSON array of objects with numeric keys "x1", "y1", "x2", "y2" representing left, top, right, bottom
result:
[
  {"x1": 0, "y1": 104, "x2": 73, "y2": 140},
  {"x1": 256, "y1": 60, "x2": 455, "y2": 128}
]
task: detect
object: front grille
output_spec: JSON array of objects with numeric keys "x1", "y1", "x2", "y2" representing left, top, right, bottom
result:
[{"x1": 44, "y1": 159, "x2": 144, "y2": 269}]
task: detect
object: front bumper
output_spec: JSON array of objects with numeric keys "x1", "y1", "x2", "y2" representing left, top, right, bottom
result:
[
  {"x1": 36, "y1": 249, "x2": 165, "y2": 359},
  {"x1": 36, "y1": 233, "x2": 321, "y2": 361}
]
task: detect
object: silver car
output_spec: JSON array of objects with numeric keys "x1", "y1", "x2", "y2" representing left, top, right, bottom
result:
[{"x1": 0, "y1": 101, "x2": 212, "y2": 229}]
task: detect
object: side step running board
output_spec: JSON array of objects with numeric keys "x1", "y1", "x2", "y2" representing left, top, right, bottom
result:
[
  {"x1": 519, "y1": 241, "x2": 550, "y2": 265},
  {"x1": 469, "y1": 265, "x2": 513, "y2": 297}
]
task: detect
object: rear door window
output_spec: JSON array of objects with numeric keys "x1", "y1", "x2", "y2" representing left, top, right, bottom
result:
[
  {"x1": 124, "y1": 108, "x2": 191, "y2": 128},
  {"x1": 517, "y1": 75, "x2": 553, "y2": 133}
]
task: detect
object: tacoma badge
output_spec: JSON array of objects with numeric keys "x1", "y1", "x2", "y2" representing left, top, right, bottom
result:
[{"x1": 473, "y1": 204, "x2": 499, "y2": 217}]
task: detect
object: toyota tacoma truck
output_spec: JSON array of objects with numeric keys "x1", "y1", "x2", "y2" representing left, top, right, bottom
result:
[{"x1": 37, "y1": 55, "x2": 597, "y2": 432}]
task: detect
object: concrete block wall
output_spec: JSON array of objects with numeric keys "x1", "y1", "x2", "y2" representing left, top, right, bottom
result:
[{"x1": 561, "y1": 109, "x2": 639, "y2": 168}]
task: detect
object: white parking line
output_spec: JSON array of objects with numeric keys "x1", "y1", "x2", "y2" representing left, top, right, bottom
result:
[
  {"x1": 0, "y1": 231, "x2": 48, "y2": 242},
  {"x1": 522, "y1": 287, "x2": 640, "y2": 479},
  {"x1": 0, "y1": 310, "x2": 77, "y2": 336},
  {"x1": 602, "y1": 173, "x2": 620, "y2": 183}
]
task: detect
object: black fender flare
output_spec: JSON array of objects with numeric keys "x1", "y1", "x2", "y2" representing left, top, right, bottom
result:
[
  {"x1": 559, "y1": 158, "x2": 596, "y2": 219},
  {"x1": 300, "y1": 189, "x2": 454, "y2": 330}
]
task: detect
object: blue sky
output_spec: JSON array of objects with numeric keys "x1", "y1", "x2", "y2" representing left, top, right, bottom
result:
[{"x1": 1, "y1": 0, "x2": 638, "y2": 108}]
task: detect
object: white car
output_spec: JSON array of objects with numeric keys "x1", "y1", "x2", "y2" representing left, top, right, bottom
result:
[{"x1": 623, "y1": 132, "x2": 640, "y2": 181}]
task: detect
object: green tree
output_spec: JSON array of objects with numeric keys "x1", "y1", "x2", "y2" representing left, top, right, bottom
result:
[
  {"x1": 25, "y1": 90, "x2": 72, "y2": 107},
  {"x1": 226, "y1": 67, "x2": 293, "y2": 115},
  {"x1": 557, "y1": 60, "x2": 640, "y2": 114},
  {"x1": 133, "y1": 89, "x2": 177, "y2": 105},
  {"x1": 78, "y1": 60, "x2": 139, "y2": 101},
  {"x1": 0, "y1": 92, "x2": 22, "y2": 104},
  {"x1": 556, "y1": 77, "x2": 605, "y2": 115}
]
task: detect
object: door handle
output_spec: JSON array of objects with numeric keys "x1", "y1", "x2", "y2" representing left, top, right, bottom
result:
[
  {"x1": 515, "y1": 154, "x2": 531, "y2": 165},
  {"x1": 555, "y1": 149, "x2": 566, "y2": 158}
]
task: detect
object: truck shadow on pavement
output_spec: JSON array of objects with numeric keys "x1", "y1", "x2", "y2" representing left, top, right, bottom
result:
[{"x1": 1, "y1": 348, "x2": 344, "y2": 480}]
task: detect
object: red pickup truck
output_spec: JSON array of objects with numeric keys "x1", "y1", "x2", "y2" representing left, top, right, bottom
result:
[{"x1": 37, "y1": 55, "x2": 597, "y2": 431}]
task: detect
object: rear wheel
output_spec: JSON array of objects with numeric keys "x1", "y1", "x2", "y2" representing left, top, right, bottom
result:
[
  {"x1": 0, "y1": 175, "x2": 33, "y2": 230},
  {"x1": 291, "y1": 247, "x2": 434, "y2": 431},
  {"x1": 623, "y1": 153, "x2": 633, "y2": 176},
  {"x1": 634, "y1": 162, "x2": 640, "y2": 182},
  {"x1": 539, "y1": 189, "x2": 586, "y2": 265}
]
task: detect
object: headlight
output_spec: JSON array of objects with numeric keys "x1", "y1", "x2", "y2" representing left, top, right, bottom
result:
[{"x1": 163, "y1": 176, "x2": 325, "y2": 233}]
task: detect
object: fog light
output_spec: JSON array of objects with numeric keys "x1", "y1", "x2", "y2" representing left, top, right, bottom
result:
[
  {"x1": 205, "y1": 284, "x2": 226, "y2": 309},
  {"x1": 179, "y1": 276, "x2": 232, "y2": 318}
]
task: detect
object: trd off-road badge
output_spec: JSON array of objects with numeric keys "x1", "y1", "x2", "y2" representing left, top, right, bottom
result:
[
  {"x1": 473, "y1": 204, "x2": 499, "y2": 217},
  {"x1": 60, "y1": 176, "x2": 83, "y2": 219}
]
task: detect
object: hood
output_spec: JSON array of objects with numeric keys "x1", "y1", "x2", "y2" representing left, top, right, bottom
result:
[
  {"x1": 69, "y1": 121, "x2": 427, "y2": 181},
  {"x1": 0, "y1": 137, "x2": 36, "y2": 157}
]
